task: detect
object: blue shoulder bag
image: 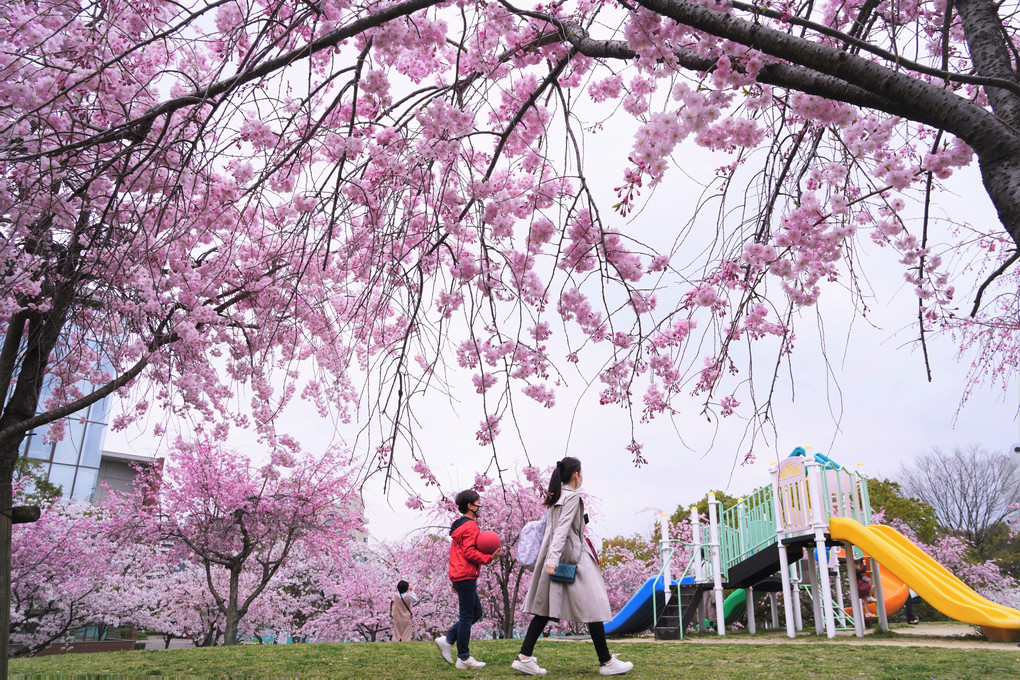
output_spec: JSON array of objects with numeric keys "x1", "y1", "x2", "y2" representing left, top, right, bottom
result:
[{"x1": 548, "y1": 562, "x2": 577, "y2": 583}]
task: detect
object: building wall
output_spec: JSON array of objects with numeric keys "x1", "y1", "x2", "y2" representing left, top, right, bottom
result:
[
  {"x1": 22, "y1": 396, "x2": 111, "y2": 502},
  {"x1": 92, "y1": 458, "x2": 141, "y2": 505},
  {"x1": 19, "y1": 383, "x2": 154, "y2": 503}
]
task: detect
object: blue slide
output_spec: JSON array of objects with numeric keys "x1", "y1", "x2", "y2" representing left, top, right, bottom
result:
[{"x1": 604, "y1": 576, "x2": 693, "y2": 635}]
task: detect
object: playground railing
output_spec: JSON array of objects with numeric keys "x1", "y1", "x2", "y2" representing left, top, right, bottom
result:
[
  {"x1": 652, "y1": 540, "x2": 701, "y2": 633},
  {"x1": 718, "y1": 485, "x2": 776, "y2": 575},
  {"x1": 818, "y1": 466, "x2": 871, "y2": 525},
  {"x1": 799, "y1": 582, "x2": 857, "y2": 631},
  {"x1": 773, "y1": 456, "x2": 872, "y2": 538}
]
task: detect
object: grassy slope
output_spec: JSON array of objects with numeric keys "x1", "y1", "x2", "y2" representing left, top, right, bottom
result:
[{"x1": 10, "y1": 635, "x2": 1020, "y2": 679}]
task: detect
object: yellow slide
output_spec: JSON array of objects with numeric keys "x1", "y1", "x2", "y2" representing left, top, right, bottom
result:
[{"x1": 829, "y1": 518, "x2": 1020, "y2": 637}]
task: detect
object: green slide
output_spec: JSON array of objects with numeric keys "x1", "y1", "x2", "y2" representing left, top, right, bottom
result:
[{"x1": 704, "y1": 590, "x2": 749, "y2": 628}]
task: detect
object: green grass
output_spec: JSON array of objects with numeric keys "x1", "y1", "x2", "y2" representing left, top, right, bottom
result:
[{"x1": 10, "y1": 632, "x2": 1020, "y2": 679}]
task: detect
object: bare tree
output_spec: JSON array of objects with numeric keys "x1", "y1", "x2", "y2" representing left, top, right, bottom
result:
[{"x1": 898, "y1": 446, "x2": 1020, "y2": 559}]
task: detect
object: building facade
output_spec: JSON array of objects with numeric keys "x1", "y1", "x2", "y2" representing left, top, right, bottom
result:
[{"x1": 21, "y1": 393, "x2": 157, "y2": 502}]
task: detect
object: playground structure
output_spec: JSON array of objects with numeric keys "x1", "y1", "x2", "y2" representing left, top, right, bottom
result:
[{"x1": 605, "y1": 447, "x2": 1020, "y2": 640}]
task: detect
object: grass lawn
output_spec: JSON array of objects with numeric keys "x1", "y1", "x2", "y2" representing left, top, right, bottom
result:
[{"x1": 10, "y1": 632, "x2": 1020, "y2": 679}]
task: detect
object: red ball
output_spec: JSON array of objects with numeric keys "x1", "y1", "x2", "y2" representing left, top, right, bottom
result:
[{"x1": 476, "y1": 530, "x2": 501, "y2": 554}]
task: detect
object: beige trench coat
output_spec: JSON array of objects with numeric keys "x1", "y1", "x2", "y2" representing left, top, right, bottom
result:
[
  {"x1": 522, "y1": 486, "x2": 612, "y2": 623},
  {"x1": 391, "y1": 592, "x2": 414, "y2": 641}
]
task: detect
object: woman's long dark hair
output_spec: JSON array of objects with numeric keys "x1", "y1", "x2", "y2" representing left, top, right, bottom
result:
[{"x1": 544, "y1": 457, "x2": 581, "y2": 507}]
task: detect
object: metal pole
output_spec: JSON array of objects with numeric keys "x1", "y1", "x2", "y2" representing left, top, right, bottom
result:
[
  {"x1": 707, "y1": 493, "x2": 726, "y2": 636},
  {"x1": 746, "y1": 587, "x2": 756, "y2": 633},
  {"x1": 660, "y1": 512, "x2": 672, "y2": 607},
  {"x1": 792, "y1": 562, "x2": 804, "y2": 631},
  {"x1": 805, "y1": 551, "x2": 823, "y2": 635},
  {"x1": 846, "y1": 542, "x2": 865, "y2": 637},
  {"x1": 833, "y1": 551, "x2": 846, "y2": 614},
  {"x1": 806, "y1": 460, "x2": 836, "y2": 638},
  {"x1": 690, "y1": 506, "x2": 704, "y2": 583},
  {"x1": 690, "y1": 505, "x2": 708, "y2": 632},
  {"x1": 872, "y1": 560, "x2": 889, "y2": 631}
]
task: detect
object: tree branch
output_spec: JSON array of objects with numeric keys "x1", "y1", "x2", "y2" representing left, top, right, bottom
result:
[
  {"x1": 970, "y1": 249, "x2": 1020, "y2": 316},
  {"x1": 728, "y1": 0, "x2": 1020, "y2": 98},
  {"x1": 632, "y1": 0, "x2": 1018, "y2": 158},
  {"x1": 12, "y1": 0, "x2": 446, "y2": 160}
]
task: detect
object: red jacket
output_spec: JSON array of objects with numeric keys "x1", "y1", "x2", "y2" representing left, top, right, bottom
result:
[{"x1": 448, "y1": 516, "x2": 493, "y2": 581}]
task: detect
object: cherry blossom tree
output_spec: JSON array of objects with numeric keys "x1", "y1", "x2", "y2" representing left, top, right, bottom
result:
[
  {"x1": 262, "y1": 535, "x2": 455, "y2": 643},
  {"x1": 112, "y1": 439, "x2": 363, "y2": 646},
  {"x1": 5, "y1": 0, "x2": 1020, "y2": 667},
  {"x1": 10, "y1": 497, "x2": 157, "y2": 656},
  {"x1": 136, "y1": 559, "x2": 228, "y2": 648},
  {"x1": 296, "y1": 541, "x2": 405, "y2": 642},
  {"x1": 250, "y1": 547, "x2": 330, "y2": 644}
]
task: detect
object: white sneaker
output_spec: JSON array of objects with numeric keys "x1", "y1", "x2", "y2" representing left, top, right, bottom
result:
[
  {"x1": 435, "y1": 636, "x2": 454, "y2": 664},
  {"x1": 456, "y1": 656, "x2": 487, "y2": 670},
  {"x1": 512, "y1": 656, "x2": 547, "y2": 675},
  {"x1": 599, "y1": 655, "x2": 633, "y2": 675}
]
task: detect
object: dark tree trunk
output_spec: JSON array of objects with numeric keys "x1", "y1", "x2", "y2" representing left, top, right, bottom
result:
[
  {"x1": 956, "y1": 0, "x2": 1020, "y2": 247},
  {"x1": 223, "y1": 568, "x2": 242, "y2": 645},
  {"x1": 0, "y1": 471, "x2": 12, "y2": 676}
]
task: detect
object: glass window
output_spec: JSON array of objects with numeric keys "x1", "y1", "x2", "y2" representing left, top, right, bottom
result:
[
  {"x1": 25, "y1": 432, "x2": 52, "y2": 461},
  {"x1": 51, "y1": 418, "x2": 86, "y2": 465},
  {"x1": 51, "y1": 435, "x2": 78, "y2": 465},
  {"x1": 88, "y1": 395, "x2": 112, "y2": 425},
  {"x1": 47, "y1": 463, "x2": 77, "y2": 499},
  {"x1": 71, "y1": 466, "x2": 99, "y2": 502},
  {"x1": 68, "y1": 416, "x2": 87, "y2": 448},
  {"x1": 80, "y1": 422, "x2": 106, "y2": 468}
]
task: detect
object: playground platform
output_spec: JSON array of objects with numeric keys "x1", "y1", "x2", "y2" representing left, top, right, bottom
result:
[{"x1": 604, "y1": 447, "x2": 1020, "y2": 642}]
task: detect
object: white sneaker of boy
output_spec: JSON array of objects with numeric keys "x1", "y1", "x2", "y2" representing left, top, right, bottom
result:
[
  {"x1": 434, "y1": 636, "x2": 454, "y2": 664},
  {"x1": 455, "y1": 656, "x2": 487, "y2": 670}
]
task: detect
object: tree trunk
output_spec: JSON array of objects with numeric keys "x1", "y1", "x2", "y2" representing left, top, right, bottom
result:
[
  {"x1": 0, "y1": 463, "x2": 12, "y2": 679},
  {"x1": 499, "y1": 577, "x2": 513, "y2": 639},
  {"x1": 956, "y1": 0, "x2": 1020, "y2": 248},
  {"x1": 223, "y1": 568, "x2": 241, "y2": 645},
  {"x1": 0, "y1": 271, "x2": 78, "y2": 665}
]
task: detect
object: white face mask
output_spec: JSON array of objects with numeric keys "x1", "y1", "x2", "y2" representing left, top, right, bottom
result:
[{"x1": 574, "y1": 472, "x2": 583, "y2": 489}]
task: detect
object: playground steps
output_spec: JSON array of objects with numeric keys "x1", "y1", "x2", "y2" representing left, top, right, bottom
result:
[
  {"x1": 725, "y1": 542, "x2": 804, "y2": 589},
  {"x1": 653, "y1": 583, "x2": 711, "y2": 640}
]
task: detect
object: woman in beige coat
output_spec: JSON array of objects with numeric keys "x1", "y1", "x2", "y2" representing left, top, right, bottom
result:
[
  {"x1": 390, "y1": 580, "x2": 417, "y2": 641},
  {"x1": 511, "y1": 457, "x2": 633, "y2": 676}
]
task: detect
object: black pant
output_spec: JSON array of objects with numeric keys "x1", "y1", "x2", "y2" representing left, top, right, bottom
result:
[
  {"x1": 904, "y1": 595, "x2": 920, "y2": 622},
  {"x1": 447, "y1": 580, "x2": 483, "y2": 659},
  {"x1": 519, "y1": 615, "x2": 611, "y2": 664}
]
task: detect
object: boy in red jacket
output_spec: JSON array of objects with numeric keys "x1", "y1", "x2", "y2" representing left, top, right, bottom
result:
[{"x1": 435, "y1": 489, "x2": 501, "y2": 670}]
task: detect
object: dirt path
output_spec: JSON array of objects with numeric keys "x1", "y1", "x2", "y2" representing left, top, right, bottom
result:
[{"x1": 613, "y1": 624, "x2": 1019, "y2": 651}]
